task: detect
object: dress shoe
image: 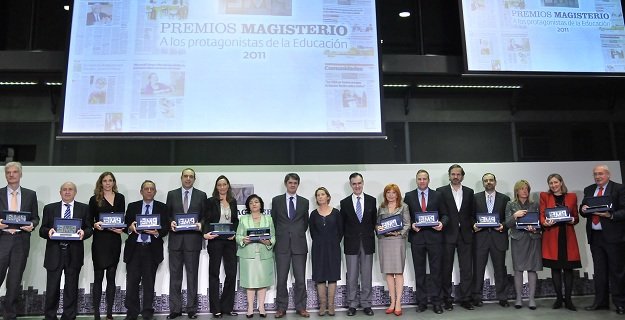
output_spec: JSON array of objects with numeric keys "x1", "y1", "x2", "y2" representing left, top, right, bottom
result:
[
  {"x1": 167, "y1": 313, "x2": 182, "y2": 320},
  {"x1": 123, "y1": 318, "x2": 137, "y2": 320},
  {"x1": 565, "y1": 300, "x2": 577, "y2": 311},
  {"x1": 433, "y1": 305, "x2": 443, "y2": 314},
  {"x1": 274, "y1": 310, "x2": 286, "y2": 319},
  {"x1": 616, "y1": 306, "x2": 625, "y2": 315},
  {"x1": 584, "y1": 304, "x2": 610, "y2": 311},
  {"x1": 225, "y1": 312, "x2": 238, "y2": 316},
  {"x1": 385, "y1": 307, "x2": 394, "y2": 314},
  {"x1": 499, "y1": 300, "x2": 509, "y2": 307},
  {"x1": 346, "y1": 308, "x2": 356, "y2": 316},
  {"x1": 259, "y1": 314, "x2": 267, "y2": 318},
  {"x1": 529, "y1": 305, "x2": 537, "y2": 310},
  {"x1": 296, "y1": 310, "x2": 310, "y2": 318},
  {"x1": 393, "y1": 310, "x2": 402, "y2": 316},
  {"x1": 444, "y1": 301, "x2": 453, "y2": 311},
  {"x1": 416, "y1": 304, "x2": 427, "y2": 313},
  {"x1": 187, "y1": 312, "x2": 198, "y2": 319},
  {"x1": 246, "y1": 314, "x2": 253, "y2": 319},
  {"x1": 142, "y1": 316, "x2": 154, "y2": 320},
  {"x1": 363, "y1": 307, "x2": 374, "y2": 316},
  {"x1": 213, "y1": 313, "x2": 223, "y2": 319},
  {"x1": 473, "y1": 300, "x2": 483, "y2": 307},
  {"x1": 514, "y1": 304, "x2": 522, "y2": 309},
  {"x1": 553, "y1": 300, "x2": 563, "y2": 309},
  {"x1": 460, "y1": 301, "x2": 475, "y2": 310}
]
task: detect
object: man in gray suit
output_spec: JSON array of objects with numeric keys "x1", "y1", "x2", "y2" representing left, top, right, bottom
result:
[
  {"x1": 471, "y1": 173, "x2": 511, "y2": 308},
  {"x1": 166, "y1": 168, "x2": 207, "y2": 319},
  {"x1": 271, "y1": 173, "x2": 310, "y2": 318},
  {"x1": 0, "y1": 161, "x2": 39, "y2": 320}
]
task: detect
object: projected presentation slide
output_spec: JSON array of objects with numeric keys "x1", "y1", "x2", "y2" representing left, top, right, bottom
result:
[
  {"x1": 62, "y1": 0, "x2": 382, "y2": 135},
  {"x1": 461, "y1": 0, "x2": 625, "y2": 73}
]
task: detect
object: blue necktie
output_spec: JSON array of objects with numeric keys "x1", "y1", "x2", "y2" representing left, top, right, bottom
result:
[
  {"x1": 141, "y1": 204, "x2": 150, "y2": 242},
  {"x1": 63, "y1": 203, "x2": 71, "y2": 219},
  {"x1": 288, "y1": 196, "x2": 295, "y2": 220},
  {"x1": 356, "y1": 197, "x2": 362, "y2": 223}
]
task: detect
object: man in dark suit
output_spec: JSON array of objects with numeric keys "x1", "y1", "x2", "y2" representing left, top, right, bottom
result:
[
  {"x1": 471, "y1": 173, "x2": 511, "y2": 308},
  {"x1": 0, "y1": 162, "x2": 39, "y2": 320},
  {"x1": 579, "y1": 164, "x2": 625, "y2": 315},
  {"x1": 436, "y1": 164, "x2": 475, "y2": 311},
  {"x1": 39, "y1": 182, "x2": 92, "y2": 320},
  {"x1": 166, "y1": 168, "x2": 207, "y2": 319},
  {"x1": 405, "y1": 169, "x2": 447, "y2": 314},
  {"x1": 271, "y1": 173, "x2": 310, "y2": 318},
  {"x1": 340, "y1": 173, "x2": 377, "y2": 316},
  {"x1": 86, "y1": 3, "x2": 111, "y2": 25},
  {"x1": 125, "y1": 180, "x2": 169, "y2": 320}
]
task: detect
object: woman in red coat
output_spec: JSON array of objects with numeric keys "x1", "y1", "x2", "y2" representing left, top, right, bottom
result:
[{"x1": 539, "y1": 173, "x2": 581, "y2": 311}]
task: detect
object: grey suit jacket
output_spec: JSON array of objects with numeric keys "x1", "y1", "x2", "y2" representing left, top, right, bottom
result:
[
  {"x1": 271, "y1": 194, "x2": 309, "y2": 254},
  {"x1": 166, "y1": 187, "x2": 207, "y2": 251},
  {"x1": 0, "y1": 186, "x2": 40, "y2": 236}
]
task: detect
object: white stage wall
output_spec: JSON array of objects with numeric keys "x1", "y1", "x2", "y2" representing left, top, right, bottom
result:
[{"x1": 3, "y1": 161, "x2": 621, "y2": 311}]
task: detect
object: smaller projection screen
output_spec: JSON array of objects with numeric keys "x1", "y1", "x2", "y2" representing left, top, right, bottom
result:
[
  {"x1": 460, "y1": 0, "x2": 625, "y2": 74},
  {"x1": 61, "y1": 0, "x2": 383, "y2": 137}
]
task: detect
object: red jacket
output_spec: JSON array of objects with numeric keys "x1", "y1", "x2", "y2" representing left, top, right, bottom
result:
[{"x1": 539, "y1": 192, "x2": 581, "y2": 262}]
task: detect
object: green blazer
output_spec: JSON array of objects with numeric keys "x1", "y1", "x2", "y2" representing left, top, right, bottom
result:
[{"x1": 236, "y1": 214, "x2": 275, "y2": 259}]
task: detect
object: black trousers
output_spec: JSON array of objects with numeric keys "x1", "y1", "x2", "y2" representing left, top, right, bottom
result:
[
  {"x1": 589, "y1": 230, "x2": 625, "y2": 308},
  {"x1": 472, "y1": 234, "x2": 507, "y2": 301},
  {"x1": 410, "y1": 242, "x2": 443, "y2": 305},
  {"x1": 207, "y1": 239, "x2": 237, "y2": 314},
  {"x1": 44, "y1": 248, "x2": 81, "y2": 320},
  {"x1": 126, "y1": 244, "x2": 159, "y2": 318},
  {"x1": 0, "y1": 233, "x2": 30, "y2": 320},
  {"x1": 442, "y1": 237, "x2": 473, "y2": 302}
]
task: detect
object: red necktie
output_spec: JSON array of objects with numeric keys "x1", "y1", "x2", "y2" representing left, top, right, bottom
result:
[
  {"x1": 421, "y1": 191, "x2": 427, "y2": 212},
  {"x1": 592, "y1": 186, "x2": 603, "y2": 225}
]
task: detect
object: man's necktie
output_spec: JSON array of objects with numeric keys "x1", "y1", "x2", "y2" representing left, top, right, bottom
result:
[
  {"x1": 9, "y1": 191, "x2": 18, "y2": 211},
  {"x1": 487, "y1": 194, "x2": 494, "y2": 213},
  {"x1": 64, "y1": 203, "x2": 71, "y2": 219},
  {"x1": 356, "y1": 196, "x2": 362, "y2": 223},
  {"x1": 420, "y1": 192, "x2": 427, "y2": 212},
  {"x1": 592, "y1": 186, "x2": 604, "y2": 225},
  {"x1": 288, "y1": 196, "x2": 295, "y2": 220},
  {"x1": 183, "y1": 190, "x2": 189, "y2": 213},
  {"x1": 141, "y1": 204, "x2": 150, "y2": 242}
]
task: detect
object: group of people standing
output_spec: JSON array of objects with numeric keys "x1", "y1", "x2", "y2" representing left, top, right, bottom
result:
[{"x1": 0, "y1": 162, "x2": 624, "y2": 320}]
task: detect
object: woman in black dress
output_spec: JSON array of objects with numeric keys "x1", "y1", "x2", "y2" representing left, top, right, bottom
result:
[
  {"x1": 89, "y1": 172, "x2": 125, "y2": 320},
  {"x1": 309, "y1": 187, "x2": 343, "y2": 316},
  {"x1": 203, "y1": 175, "x2": 239, "y2": 318}
]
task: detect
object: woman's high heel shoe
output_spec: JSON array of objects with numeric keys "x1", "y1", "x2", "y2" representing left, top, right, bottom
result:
[{"x1": 385, "y1": 307, "x2": 394, "y2": 314}]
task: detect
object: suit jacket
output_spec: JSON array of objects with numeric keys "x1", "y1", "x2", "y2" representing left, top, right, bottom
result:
[
  {"x1": 404, "y1": 188, "x2": 448, "y2": 245},
  {"x1": 340, "y1": 193, "x2": 377, "y2": 255},
  {"x1": 437, "y1": 185, "x2": 475, "y2": 244},
  {"x1": 39, "y1": 201, "x2": 92, "y2": 270},
  {"x1": 271, "y1": 194, "x2": 309, "y2": 254},
  {"x1": 539, "y1": 192, "x2": 580, "y2": 262},
  {"x1": 579, "y1": 180, "x2": 625, "y2": 244},
  {"x1": 123, "y1": 200, "x2": 169, "y2": 264},
  {"x1": 235, "y1": 214, "x2": 275, "y2": 259},
  {"x1": 473, "y1": 191, "x2": 511, "y2": 251},
  {"x1": 203, "y1": 197, "x2": 239, "y2": 236},
  {"x1": 0, "y1": 186, "x2": 40, "y2": 232},
  {"x1": 504, "y1": 200, "x2": 541, "y2": 240},
  {"x1": 166, "y1": 187, "x2": 207, "y2": 251}
]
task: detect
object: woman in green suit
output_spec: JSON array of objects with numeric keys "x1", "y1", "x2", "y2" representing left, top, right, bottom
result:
[{"x1": 237, "y1": 194, "x2": 275, "y2": 318}]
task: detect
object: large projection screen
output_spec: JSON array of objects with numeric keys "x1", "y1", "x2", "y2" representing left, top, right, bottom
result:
[
  {"x1": 61, "y1": 1, "x2": 383, "y2": 137},
  {"x1": 460, "y1": 0, "x2": 625, "y2": 74}
]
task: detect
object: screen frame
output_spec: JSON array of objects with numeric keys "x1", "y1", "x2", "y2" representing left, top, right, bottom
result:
[{"x1": 58, "y1": 0, "x2": 386, "y2": 140}]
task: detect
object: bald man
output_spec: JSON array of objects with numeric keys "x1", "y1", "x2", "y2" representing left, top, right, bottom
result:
[{"x1": 579, "y1": 165, "x2": 625, "y2": 315}]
